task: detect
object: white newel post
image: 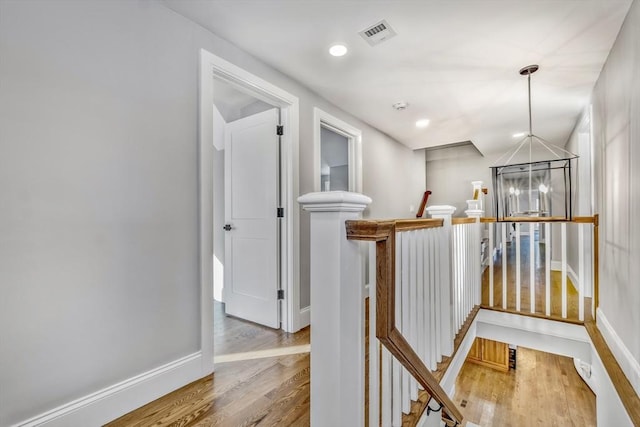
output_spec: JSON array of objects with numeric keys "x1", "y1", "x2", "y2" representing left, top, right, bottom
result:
[
  {"x1": 298, "y1": 191, "x2": 372, "y2": 427},
  {"x1": 425, "y1": 205, "x2": 456, "y2": 356},
  {"x1": 466, "y1": 204, "x2": 484, "y2": 306}
]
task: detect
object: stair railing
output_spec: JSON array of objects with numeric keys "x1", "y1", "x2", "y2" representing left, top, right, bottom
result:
[
  {"x1": 347, "y1": 217, "x2": 465, "y2": 426},
  {"x1": 299, "y1": 192, "x2": 477, "y2": 426}
]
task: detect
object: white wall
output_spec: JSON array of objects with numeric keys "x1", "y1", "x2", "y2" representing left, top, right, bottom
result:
[
  {"x1": 425, "y1": 143, "x2": 494, "y2": 217},
  {"x1": 568, "y1": 0, "x2": 640, "y2": 396},
  {"x1": 0, "y1": 0, "x2": 425, "y2": 424}
]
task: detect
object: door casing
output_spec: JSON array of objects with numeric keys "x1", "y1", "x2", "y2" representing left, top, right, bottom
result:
[{"x1": 199, "y1": 49, "x2": 300, "y2": 375}]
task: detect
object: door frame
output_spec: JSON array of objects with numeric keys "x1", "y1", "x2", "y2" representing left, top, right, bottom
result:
[
  {"x1": 199, "y1": 49, "x2": 300, "y2": 374},
  {"x1": 313, "y1": 107, "x2": 362, "y2": 193}
]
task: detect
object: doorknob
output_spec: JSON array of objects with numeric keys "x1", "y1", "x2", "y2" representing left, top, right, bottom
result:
[{"x1": 223, "y1": 224, "x2": 234, "y2": 231}]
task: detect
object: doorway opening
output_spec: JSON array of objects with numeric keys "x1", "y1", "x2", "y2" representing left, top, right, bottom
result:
[
  {"x1": 199, "y1": 49, "x2": 301, "y2": 375},
  {"x1": 212, "y1": 77, "x2": 281, "y2": 330}
]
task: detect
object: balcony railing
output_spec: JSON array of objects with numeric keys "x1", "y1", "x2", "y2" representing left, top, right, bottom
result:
[
  {"x1": 299, "y1": 191, "x2": 600, "y2": 426},
  {"x1": 480, "y1": 215, "x2": 599, "y2": 323}
]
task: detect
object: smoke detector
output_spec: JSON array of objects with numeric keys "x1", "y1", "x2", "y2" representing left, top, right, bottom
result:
[
  {"x1": 359, "y1": 19, "x2": 397, "y2": 46},
  {"x1": 392, "y1": 101, "x2": 409, "y2": 111}
]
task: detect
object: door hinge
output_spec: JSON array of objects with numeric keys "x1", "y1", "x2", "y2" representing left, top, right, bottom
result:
[
  {"x1": 277, "y1": 207, "x2": 284, "y2": 218},
  {"x1": 276, "y1": 125, "x2": 284, "y2": 136},
  {"x1": 277, "y1": 289, "x2": 285, "y2": 300}
]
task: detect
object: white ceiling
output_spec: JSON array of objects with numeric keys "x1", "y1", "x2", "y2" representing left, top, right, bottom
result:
[{"x1": 163, "y1": 0, "x2": 632, "y2": 154}]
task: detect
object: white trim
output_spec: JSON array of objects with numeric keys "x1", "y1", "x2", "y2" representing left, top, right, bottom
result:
[
  {"x1": 439, "y1": 322, "x2": 477, "y2": 396},
  {"x1": 597, "y1": 308, "x2": 640, "y2": 397},
  {"x1": 13, "y1": 352, "x2": 203, "y2": 427},
  {"x1": 199, "y1": 50, "x2": 215, "y2": 376},
  {"x1": 313, "y1": 107, "x2": 362, "y2": 193},
  {"x1": 299, "y1": 305, "x2": 310, "y2": 327},
  {"x1": 200, "y1": 49, "x2": 301, "y2": 334},
  {"x1": 551, "y1": 260, "x2": 580, "y2": 293}
]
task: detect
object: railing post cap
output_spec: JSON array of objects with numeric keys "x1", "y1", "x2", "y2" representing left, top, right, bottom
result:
[
  {"x1": 297, "y1": 191, "x2": 372, "y2": 213},
  {"x1": 425, "y1": 205, "x2": 456, "y2": 216},
  {"x1": 465, "y1": 209, "x2": 484, "y2": 217}
]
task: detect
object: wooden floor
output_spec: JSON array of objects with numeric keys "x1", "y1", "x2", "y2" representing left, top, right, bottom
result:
[
  {"x1": 453, "y1": 346, "x2": 596, "y2": 427},
  {"x1": 481, "y1": 233, "x2": 584, "y2": 321},
  {"x1": 106, "y1": 302, "x2": 310, "y2": 427},
  {"x1": 105, "y1": 233, "x2": 604, "y2": 427}
]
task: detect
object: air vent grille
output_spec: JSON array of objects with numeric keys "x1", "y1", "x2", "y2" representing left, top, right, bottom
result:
[
  {"x1": 359, "y1": 19, "x2": 397, "y2": 46},
  {"x1": 364, "y1": 23, "x2": 387, "y2": 37}
]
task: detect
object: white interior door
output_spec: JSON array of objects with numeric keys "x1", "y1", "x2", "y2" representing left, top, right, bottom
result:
[{"x1": 224, "y1": 108, "x2": 280, "y2": 328}]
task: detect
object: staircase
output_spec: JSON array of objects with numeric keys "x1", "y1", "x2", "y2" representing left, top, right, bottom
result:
[{"x1": 300, "y1": 191, "x2": 638, "y2": 426}]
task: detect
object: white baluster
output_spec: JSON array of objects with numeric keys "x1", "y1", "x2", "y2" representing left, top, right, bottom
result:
[
  {"x1": 416, "y1": 229, "x2": 425, "y2": 384},
  {"x1": 530, "y1": 222, "x2": 535, "y2": 313},
  {"x1": 451, "y1": 226, "x2": 457, "y2": 334},
  {"x1": 433, "y1": 230, "x2": 441, "y2": 363},
  {"x1": 545, "y1": 222, "x2": 551, "y2": 316},
  {"x1": 381, "y1": 347, "x2": 392, "y2": 426},
  {"x1": 502, "y1": 223, "x2": 508, "y2": 309},
  {"x1": 400, "y1": 233, "x2": 410, "y2": 414},
  {"x1": 409, "y1": 231, "x2": 418, "y2": 401},
  {"x1": 458, "y1": 226, "x2": 464, "y2": 330},
  {"x1": 516, "y1": 223, "x2": 521, "y2": 312},
  {"x1": 489, "y1": 222, "x2": 494, "y2": 307},
  {"x1": 393, "y1": 233, "x2": 402, "y2": 426},
  {"x1": 463, "y1": 225, "x2": 468, "y2": 322},
  {"x1": 562, "y1": 222, "x2": 568, "y2": 319},
  {"x1": 429, "y1": 231, "x2": 437, "y2": 369},
  {"x1": 368, "y1": 243, "x2": 379, "y2": 427},
  {"x1": 422, "y1": 234, "x2": 431, "y2": 371},
  {"x1": 579, "y1": 224, "x2": 585, "y2": 321}
]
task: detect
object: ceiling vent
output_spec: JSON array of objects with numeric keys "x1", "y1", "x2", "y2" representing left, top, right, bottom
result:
[{"x1": 359, "y1": 20, "x2": 397, "y2": 46}]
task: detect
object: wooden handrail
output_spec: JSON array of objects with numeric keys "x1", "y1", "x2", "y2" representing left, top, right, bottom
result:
[
  {"x1": 345, "y1": 219, "x2": 443, "y2": 241},
  {"x1": 480, "y1": 215, "x2": 597, "y2": 223},
  {"x1": 346, "y1": 219, "x2": 464, "y2": 426}
]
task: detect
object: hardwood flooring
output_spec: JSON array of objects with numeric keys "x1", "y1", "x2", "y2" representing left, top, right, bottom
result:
[
  {"x1": 105, "y1": 302, "x2": 310, "y2": 427},
  {"x1": 453, "y1": 346, "x2": 596, "y2": 427}
]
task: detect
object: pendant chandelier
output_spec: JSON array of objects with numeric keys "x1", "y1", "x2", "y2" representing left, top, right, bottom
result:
[{"x1": 491, "y1": 65, "x2": 578, "y2": 221}]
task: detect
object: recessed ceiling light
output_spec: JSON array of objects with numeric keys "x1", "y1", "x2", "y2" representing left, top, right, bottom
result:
[
  {"x1": 415, "y1": 119, "x2": 430, "y2": 128},
  {"x1": 513, "y1": 132, "x2": 526, "y2": 138},
  {"x1": 329, "y1": 44, "x2": 348, "y2": 57}
]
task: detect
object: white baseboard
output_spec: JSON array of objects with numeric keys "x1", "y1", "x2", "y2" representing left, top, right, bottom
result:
[
  {"x1": 439, "y1": 323, "x2": 476, "y2": 396},
  {"x1": 550, "y1": 260, "x2": 579, "y2": 293},
  {"x1": 597, "y1": 308, "x2": 640, "y2": 397},
  {"x1": 299, "y1": 306, "x2": 310, "y2": 328},
  {"x1": 13, "y1": 352, "x2": 204, "y2": 427},
  {"x1": 566, "y1": 266, "x2": 579, "y2": 293}
]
